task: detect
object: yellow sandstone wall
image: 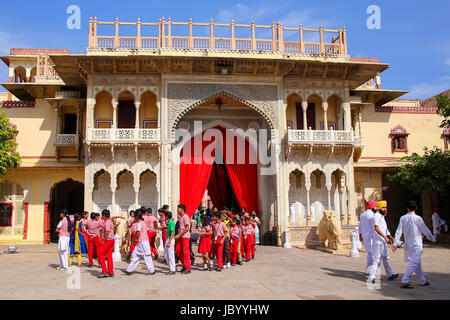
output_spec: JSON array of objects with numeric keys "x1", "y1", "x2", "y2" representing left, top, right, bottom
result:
[{"x1": 360, "y1": 101, "x2": 444, "y2": 159}]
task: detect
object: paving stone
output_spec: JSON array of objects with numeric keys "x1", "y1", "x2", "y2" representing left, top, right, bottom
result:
[{"x1": 0, "y1": 244, "x2": 449, "y2": 300}]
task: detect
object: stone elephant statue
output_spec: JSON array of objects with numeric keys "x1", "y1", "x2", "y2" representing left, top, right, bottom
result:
[{"x1": 318, "y1": 210, "x2": 342, "y2": 250}]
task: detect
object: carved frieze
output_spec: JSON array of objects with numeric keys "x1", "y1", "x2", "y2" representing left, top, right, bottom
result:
[{"x1": 166, "y1": 83, "x2": 280, "y2": 137}]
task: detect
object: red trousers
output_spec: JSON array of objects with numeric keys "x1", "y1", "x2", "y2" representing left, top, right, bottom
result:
[
  {"x1": 214, "y1": 236, "x2": 225, "y2": 268},
  {"x1": 147, "y1": 231, "x2": 158, "y2": 258},
  {"x1": 178, "y1": 237, "x2": 191, "y2": 271},
  {"x1": 88, "y1": 236, "x2": 102, "y2": 265},
  {"x1": 252, "y1": 234, "x2": 256, "y2": 258},
  {"x1": 129, "y1": 232, "x2": 138, "y2": 255},
  {"x1": 162, "y1": 230, "x2": 167, "y2": 246},
  {"x1": 98, "y1": 239, "x2": 115, "y2": 275},
  {"x1": 230, "y1": 237, "x2": 239, "y2": 265},
  {"x1": 244, "y1": 236, "x2": 252, "y2": 261},
  {"x1": 240, "y1": 234, "x2": 246, "y2": 257}
]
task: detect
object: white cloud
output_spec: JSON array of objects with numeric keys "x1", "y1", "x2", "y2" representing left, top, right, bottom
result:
[
  {"x1": 446, "y1": 58, "x2": 450, "y2": 66},
  {"x1": 403, "y1": 76, "x2": 450, "y2": 100}
]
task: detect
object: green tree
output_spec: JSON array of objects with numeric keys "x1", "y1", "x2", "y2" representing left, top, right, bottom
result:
[
  {"x1": 389, "y1": 147, "x2": 450, "y2": 195},
  {"x1": 0, "y1": 111, "x2": 21, "y2": 179},
  {"x1": 436, "y1": 94, "x2": 450, "y2": 128}
]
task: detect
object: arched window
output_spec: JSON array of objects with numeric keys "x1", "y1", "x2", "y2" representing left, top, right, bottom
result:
[{"x1": 389, "y1": 125, "x2": 409, "y2": 153}]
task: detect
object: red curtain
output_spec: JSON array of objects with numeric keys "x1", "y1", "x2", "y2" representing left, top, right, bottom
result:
[
  {"x1": 179, "y1": 132, "x2": 218, "y2": 217},
  {"x1": 207, "y1": 164, "x2": 228, "y2": 210},
  {"x1": 217, "y1": 126, "x2": 259, "y2": 215},
  {"x1": 180, "y1": 126, "x2": 259, "y2": 217}
]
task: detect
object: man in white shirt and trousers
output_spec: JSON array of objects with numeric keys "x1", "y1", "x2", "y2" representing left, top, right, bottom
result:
[
  {"x1": 393, "y1": 200, "x2": 436, "y2": 289},
  {"x1": 358, "y1": 200, "x2": 378, "y2": 274},
  {"x1": 431, "y1": 207, "x2": 448, "y2": 239},
  {"x1": 367, "y1": 200, "x2": 399, "y2": 284}
]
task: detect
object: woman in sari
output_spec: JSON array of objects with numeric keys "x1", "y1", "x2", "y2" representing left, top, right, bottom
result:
[{"x1": 69, "y1": 213, "x2": 88, "y2": 267}]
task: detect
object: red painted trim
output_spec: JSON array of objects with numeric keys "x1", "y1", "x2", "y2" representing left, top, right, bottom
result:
[
  {"x1": 43, "y1": 202, "x2": 50, "y2": 244},
  {"x1": 22, "y1": 156, "x2": 57, "y2": 160},
  {"x1": 10, "y1": 48, "x2": 71, "y2": 56},
  {"x1": 375, "y1": 105, "x2": 437, "y2": 114},
  {"x1": 350, "y1": 57, "x2": 380, "y2": 63},
  {"x1": 23, "y1": 203, "x2": 29, "y2": 240},
  {"x1": 0, "y1": 203, "x2": 13, "y2": 227},
  {"x1": 17, "y1": 166, "x2": 85, "y2": 169},
  {"x1": 360, "y1": 156, "x2": 404, "y2": 160}
]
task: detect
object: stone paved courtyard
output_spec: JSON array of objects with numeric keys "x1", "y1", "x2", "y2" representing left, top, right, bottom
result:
[{"x1": 0, "y1": 243, "x2": 449, "y2": 300}]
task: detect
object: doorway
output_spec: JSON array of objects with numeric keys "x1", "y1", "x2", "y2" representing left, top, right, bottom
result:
[
  {"x1": 48, "y1": 179, "x2": 84, "y2": 243},
  {"x1": 118, "y1": 100, "x2": 136, "y2": 129}
]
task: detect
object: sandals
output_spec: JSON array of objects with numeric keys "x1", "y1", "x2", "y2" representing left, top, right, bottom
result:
[{"x1": 400, "y1": 283, "x2": 414, "y2": 289}]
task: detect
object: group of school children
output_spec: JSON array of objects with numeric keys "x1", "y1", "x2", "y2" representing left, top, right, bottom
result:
[{"x1": 55, "y1": 203, "x2": 261, "y2": 278}]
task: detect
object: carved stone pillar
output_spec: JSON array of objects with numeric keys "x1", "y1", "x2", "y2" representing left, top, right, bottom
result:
[
  {"x1": 326, "y1": 184, "x2": 332, "y2": 211},
  {"x1": 111, "y1": 181, "x2": 117, "y2": 216},
  {"x1": 87, "y1": 99, "x2": 95, "y2": 129},
  {"x1": 301, "y1": 101, "x2": 308, "y2": 130},
  {"x1": 135, "y1": 101, "x2": 141, "y2": 129},
  {"x1": 343, "y1": 101, "x2": 351, "y2": 131},
  {"x1": 322, "y1": 102, "x2": 328, "y2": 130},
  {"x1": 112, "y1": 100, "x2": 118, "y2": 129},
  {"x1": 339, "y1": 186, "x2": 346, "y2": 225},
  {"x1": 358, "y1": 106, "x2": 363, "y2": 141},
  {"x1": 305, "y1": 187, "x2": 311, "y2": 226},
  {"x1": 134, "y1": 180, "x2": 140, "y2": 210}
]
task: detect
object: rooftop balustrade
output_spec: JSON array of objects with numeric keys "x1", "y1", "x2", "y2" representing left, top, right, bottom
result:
[{"x1": 88, "y1": 17, "x2": 348, "y2": 57}]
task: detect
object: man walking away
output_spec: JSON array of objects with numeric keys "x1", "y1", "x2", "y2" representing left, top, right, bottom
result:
[{"x1": 393, "y1": 201, "x2": 436, "y2": 289}]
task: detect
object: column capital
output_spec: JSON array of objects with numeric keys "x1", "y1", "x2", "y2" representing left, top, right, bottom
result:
[
  {"x1": 112, "y1": 100, "x2": 119, "y2": 108},
  {"x1": 134, "y1": 101, "x2": 141, "y2": 108},
  {"x1": 301, "y1": 101, "x2": 308, "y2": 110},
  {"x1": 322, "y1": 101, "x2": 328, "y2": 111}
]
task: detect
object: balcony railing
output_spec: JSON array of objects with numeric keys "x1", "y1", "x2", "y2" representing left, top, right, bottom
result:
[
  {"x1": 55, "y1": 134, "x2": 79, "y2": 146},
  {"x1": 88, "y1": 17, "x2": 348, "y2": 56},
  {"x1": 287, "y1": 129, "x2": 356, "y2": 144},
  {"x1": 87, "y1": 128, "x2": 160, "y2": 144}
]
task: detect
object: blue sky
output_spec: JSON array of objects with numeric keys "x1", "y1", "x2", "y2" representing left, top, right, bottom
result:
[{"x1": 1, "y1": 0, "x2": 449, "y2": 99}]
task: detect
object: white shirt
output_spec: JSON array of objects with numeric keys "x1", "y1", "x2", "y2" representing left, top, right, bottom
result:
[
  {"x1": 372, "y1": 211, "x2": 390, "y2": 244},
  {"x1": 358, "y1": 209, "x2": 375, "y2": 238},
  {"x1": 431, "y1": 212, "x2": 446, "y2": 235},
  {"x1": 394, "y1": 212, "x2": 435, "y2": 263}
]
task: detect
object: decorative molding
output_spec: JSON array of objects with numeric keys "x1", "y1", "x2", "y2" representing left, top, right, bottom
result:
[
  {"x1": 1, "y1": 101, "x2": 35, "y2": 108},
  {"x1": 167, "y1": 83, "x2": 279, "y2": 137}
]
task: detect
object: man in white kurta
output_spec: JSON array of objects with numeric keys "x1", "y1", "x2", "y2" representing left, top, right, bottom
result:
[
  {"x1": 367, "y1": 201, "x2": 398, "y2": 283},
  {"x1": 358, "y1": 201, "x2": 378, "y2": 274},
  {"x1": 393, "y1": 201, "x2": 436, "y2": 288},
  {"x1": 431, "y1": 208, "x2": 448, "y2": 237}
]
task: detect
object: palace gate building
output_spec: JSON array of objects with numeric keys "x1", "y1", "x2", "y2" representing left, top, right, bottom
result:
[{"x1": 0, "y1": 17, "x2": 446, "y2": 246}]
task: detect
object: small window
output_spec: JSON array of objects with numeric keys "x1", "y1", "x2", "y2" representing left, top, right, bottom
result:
[
  {"x1": 390, "y1": 125, "x2": 409, "y2": 153},
  {"x1": 0, "y1": 203, "x2": 13, "y2": 227}
]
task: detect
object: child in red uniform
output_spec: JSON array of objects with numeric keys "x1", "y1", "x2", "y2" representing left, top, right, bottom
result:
[
  {"x1": 197, "y1": 214, "x2": 213, "y2": 271},
  {"x1": 98, "y1": 209, "x2": 115, "y2": 278},
  {"x1": 250, "y1": 215, "x2": 256, "y2": 259},
  {"x1": 209, "y1": 215, "x2": 217, "y2": 260},
  {"x1": 85, "y1": 212, "x2": 102, "y2": 267},
  {"x1": 229, "y1": 218, "x2": 240, "y2": 266},
  {"x1": 127, "y1": 210, "x2": 138, "y2": 260},
  {"x1": 174, "y1": 204, "x2": 192, "y2": 274},
  {"x1": 243, "y1": 217, "x2": 253, "y2": 262},
  {"x1": 211, "y1": 213, "x2": 228, "y2": 272}
]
